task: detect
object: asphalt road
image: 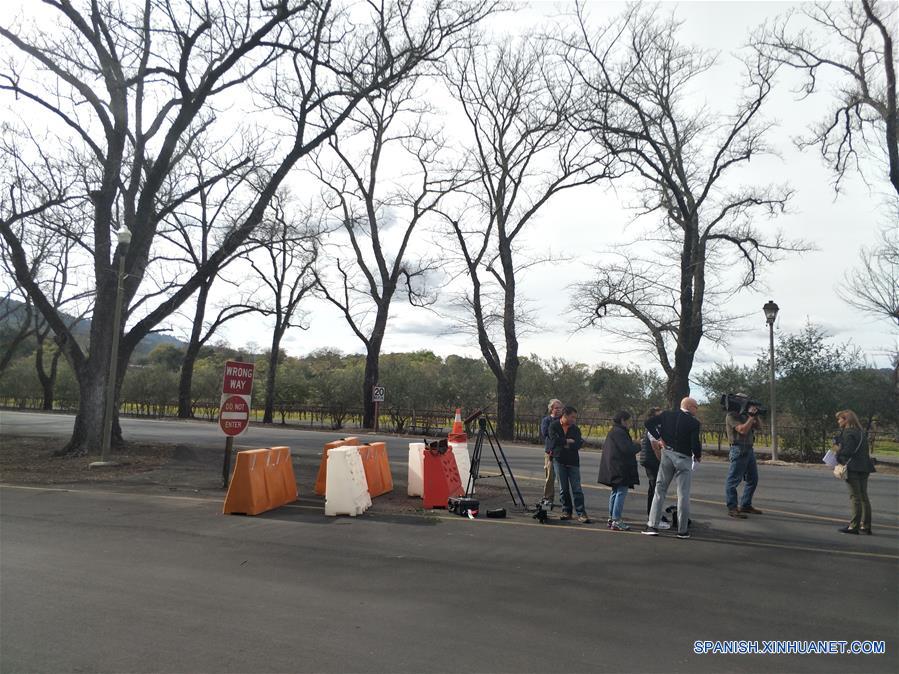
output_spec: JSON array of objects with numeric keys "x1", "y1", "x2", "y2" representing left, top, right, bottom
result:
[{"x1": 2, "y1": 411, "x2": 898, "y2": 673}]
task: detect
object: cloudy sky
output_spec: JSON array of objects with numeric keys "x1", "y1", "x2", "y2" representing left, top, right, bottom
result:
[{"x1": 192, "y1": 1, "x2": 898, "y2": 374}]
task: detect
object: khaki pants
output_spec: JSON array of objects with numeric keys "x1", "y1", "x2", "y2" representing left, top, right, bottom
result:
[{"x1": 543, "y1": 453, "x2": 555, "y2": 501}]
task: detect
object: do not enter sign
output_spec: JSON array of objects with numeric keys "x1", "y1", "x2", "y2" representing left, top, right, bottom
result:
[{"x1": 219, "y1": 395, "x2": 250, "y2": 436}]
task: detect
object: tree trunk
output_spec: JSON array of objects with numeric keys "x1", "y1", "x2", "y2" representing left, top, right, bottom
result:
[
  {"x1": 362, "y1": 308, "x2": 389, "y2": 429},
  {"x1": 177, "y1": 282, "x2": 210, "y2": 418},
  {"x1": 177, "y1": 344, "x2": 200, "y2": 419},
  {"x1": 495, "y1": 376, "x2": 516, "y2": 440},
  {"x1": 362, "y1": 349, "x2": 380, "y2": 429},
  {"x1": 58, "y1": 363, "x2": 122, "y2": 456},
  {"x1": 667, "y1": 347, "x2": 695, "y2": 408},
  {"x1": 262, "y1": 326, "x2": 284, "y2": 424},
  {"x1": 35, "y1": 337, "x2": 60, "y2": 411}
]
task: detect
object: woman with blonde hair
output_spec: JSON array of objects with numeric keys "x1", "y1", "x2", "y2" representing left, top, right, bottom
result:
[
  {"x1": 834, "y1": 409, "x2": 876, "y2": 535},
  {"x1": 539, "y1": 399, "x2": 563, "y2": 506}
]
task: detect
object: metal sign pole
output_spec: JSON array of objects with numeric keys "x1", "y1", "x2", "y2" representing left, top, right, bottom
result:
[{"x1": 222, "y1": 436, "x2": 234, "y2": 489}]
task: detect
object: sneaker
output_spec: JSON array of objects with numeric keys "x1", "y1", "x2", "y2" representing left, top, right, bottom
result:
[
  {"x1": 577, "y1": 514, "x2": 591, "y2": 524},
  {"x1": 658, "y1": 520, "x2": 671, "y2": 530},
  {"x1": 559, "y1": 512, "x2": 573, "y2": 521},
  {"x1": 728, "y1": 508, "x2": 748, "y2": 519},
  {"x1": 607, "y1": 518, "x2": 614, "y2": 527},
  {"x1": 642, "y1": 527, "x2": 659, "y2": 536},
  {"x1": 676, "y1": 531, "x2": 691, "y2": 539},
  {"x1": 837, "y1": 526, "x2": 859, "y2": 534},
  {"x1": 610, "y1": 521, "x2": 631, "y2": 531},
  {"x1": 739, "y1": 506, "x2": 763, "y2": 515}
]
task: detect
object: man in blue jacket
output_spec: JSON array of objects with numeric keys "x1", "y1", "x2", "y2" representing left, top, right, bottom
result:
[{"x1": 642, "y1": 397, "x2": 702, "y2": 539}]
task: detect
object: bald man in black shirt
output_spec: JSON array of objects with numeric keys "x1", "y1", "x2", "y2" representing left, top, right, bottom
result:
[{"x1": 642, "y1": 397, "x2": 702, "y2": 539}]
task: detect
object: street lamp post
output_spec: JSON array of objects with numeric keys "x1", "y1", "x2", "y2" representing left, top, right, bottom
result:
[
  {"x1": 91, "y1": 228, "x2": 132, "y2": 468},
  {"x1": 763, "y1": 300, "x2": 779, "y2": 461}
]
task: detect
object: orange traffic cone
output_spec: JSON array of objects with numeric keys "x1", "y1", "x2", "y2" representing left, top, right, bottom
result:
[{"x1": 447, "y1": 407, "x2": 467, "y2": 443}]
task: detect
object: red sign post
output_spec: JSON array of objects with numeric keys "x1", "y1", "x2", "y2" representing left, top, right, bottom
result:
[{"x1": 220, "y1": 361, "x2": 254, "y2": 488}]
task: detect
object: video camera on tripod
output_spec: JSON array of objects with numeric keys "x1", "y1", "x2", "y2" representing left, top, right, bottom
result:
[{"x1": 720, "y1": 393, "x2": 767, "y2": 417}]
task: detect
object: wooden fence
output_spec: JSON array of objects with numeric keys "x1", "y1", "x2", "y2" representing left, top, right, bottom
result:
[{"x1": 1, "y1": 396, "x2": 847, "y2": 458}]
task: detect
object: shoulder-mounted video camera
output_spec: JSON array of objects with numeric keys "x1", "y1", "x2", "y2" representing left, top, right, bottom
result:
[{"x1": 720, "y1": 393, "x2": 767, "y2": 417}]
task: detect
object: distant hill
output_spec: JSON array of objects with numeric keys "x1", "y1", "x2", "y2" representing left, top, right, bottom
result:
[{"x1": 0, "y1": 298, "x2": 188, "y2": 360}]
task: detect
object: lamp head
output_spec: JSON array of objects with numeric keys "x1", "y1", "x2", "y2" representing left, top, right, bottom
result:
[
  {"x1": 763, "y1": 300, "x2": 779, "y2": 325},
  {"x1": 117, "y1": 228, "x2": 132, "y2": 246}
]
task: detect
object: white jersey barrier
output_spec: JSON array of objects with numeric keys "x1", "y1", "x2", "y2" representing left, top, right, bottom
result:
[
  {"x1": 325, "y1": 447, "x2": 372, "y2": 516},
  {"x1": 407, "y1": 442, "x2": 426, "y2": 496},
  {"x1": 449, "y1": 441, "x2": 471, "y2": 492}
]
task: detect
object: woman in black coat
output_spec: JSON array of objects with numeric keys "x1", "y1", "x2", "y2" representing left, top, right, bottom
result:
[
  {"x1": 834, "y1": 409, "x2": 876, "y2": 534},
  {"x1": 598, "y1": 410, "x2": 641, "y2": 530}
]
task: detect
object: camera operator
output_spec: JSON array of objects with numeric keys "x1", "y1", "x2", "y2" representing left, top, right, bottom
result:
[{"x1": 724, "y1": 395, "x2": 763, "y2": 518}]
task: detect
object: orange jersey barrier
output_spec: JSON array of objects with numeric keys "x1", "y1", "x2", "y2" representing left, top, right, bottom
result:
[
  {"x1": 356, "y1": 442, "x2": 393, "y2": 498},
  {"x1": 314, "y1": 437, "x2": 359, "y2": 496},
  {"x1": 223, "y1": 447, "x2": 298, "y2": 515},
  {"x1": 269, "y1": 446, "x2": 299, "y2": 505},
  {"x1": 223, "y1": 449, "x2": 273, "y2": 515},
  {"x1": 422, "y1": 449, "x2": 463, "y2": 509}
]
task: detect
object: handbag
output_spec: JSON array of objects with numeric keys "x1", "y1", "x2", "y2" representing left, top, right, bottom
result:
[{"x1": 833, "y1": 433, "x2": 863, "y2": 480}]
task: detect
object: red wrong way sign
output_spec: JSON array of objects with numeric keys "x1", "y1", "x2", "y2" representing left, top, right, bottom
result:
[
  {"x1": 219, "y1": 395, "x2": 250, "y2": 436},
  {"x1": 222, "y1": 361, "x2": 254, "y2": 395}
]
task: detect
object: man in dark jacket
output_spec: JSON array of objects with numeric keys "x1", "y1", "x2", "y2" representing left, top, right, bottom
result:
[
  {"x1": 642, "y1": 397, "x2": 702, "y2": 539},
  {"x1": 548, "y1": 406, "x2": 590, "y2": 523},
  {"x1": 639, "y1": 406, "x2": 664, "y2": 523}
]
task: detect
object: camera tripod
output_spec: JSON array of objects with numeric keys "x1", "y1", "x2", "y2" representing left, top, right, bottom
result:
[{"x1": 464, "y1": 411, "x2": 526, "y2": 509}]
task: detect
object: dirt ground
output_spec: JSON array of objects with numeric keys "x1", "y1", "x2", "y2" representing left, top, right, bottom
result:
[
  {"x1": 0, "y1": 436, "x2": 175, "y2": 486},
  {"x1": 2, "y1": 435, "x2": 894, "y2": 516},
  {"x1": 0, "y1": 435, "x2": 528, "y2": 516}
]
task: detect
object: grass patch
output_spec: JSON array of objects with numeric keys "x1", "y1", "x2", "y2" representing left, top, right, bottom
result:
[{"x1": 872, "y1": 438, "x2": 899, "y2": 457}]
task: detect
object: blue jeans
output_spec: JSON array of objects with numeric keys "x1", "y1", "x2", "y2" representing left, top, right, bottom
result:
[
  {"x1": 725, "y1": 445, "x2": 758, "y2": 510},
  {"x1": 554, "y1": 460, "x2": 587, "y2": 516},
  {"x1": 609, "y1": 485, "x2": 629, "y2": 521}
]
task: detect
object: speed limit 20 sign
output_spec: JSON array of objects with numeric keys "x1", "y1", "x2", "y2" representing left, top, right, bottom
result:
[{"x1": 372, "y1": 385, "x2": 385, "y2": 403}]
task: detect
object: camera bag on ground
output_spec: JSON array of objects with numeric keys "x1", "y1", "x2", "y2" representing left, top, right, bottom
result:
[{"x1": 448, "y1": 496, "x2": 479, "y2": 517}]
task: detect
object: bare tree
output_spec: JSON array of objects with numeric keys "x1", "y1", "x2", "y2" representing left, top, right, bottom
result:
[
  {"x1": 242, "y1": 194, "x2": 317, "y2": 424},
  {"x1": 31, "y1": 233, "x2": 89, "y2": 410},
  {"x1": 312, "y1": 77, "x2": 453, "y2": 429},
  {"x1": 0, "y1": 129, "x2": 80, "y2": 374},
  {"x1": 0, "y1": 0, "x2": 496, "y2": 455},
  {"x1": 562, "y1": 4, "x2": 801, "y2": 406},
  {"x1": 756, "y1": 0, "x2": 898, "y2": 196},
  {"x1": 839, "y1": 225, "x2": 899, "y2": 395},
  {"x1": 440, "y1": 34, "x2": 615, "y2": 438},
  {"x1": 0, "y1": 270, "x2": 33, "y2": 376},
  {"x1": 840, "y1": 226, "x2": 899, "y2": 325},
  {"x1": 157, "y1": 143, "x2": 263, "y2": 418}
]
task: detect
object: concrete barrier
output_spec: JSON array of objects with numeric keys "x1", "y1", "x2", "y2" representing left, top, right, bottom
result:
[
  {"x1": 407, "y1": 442, "x2": 426, "y2": 496},
  {"x1": 315, "y1": 437, "x2": 359, "y2": 496},
  {"x1": 325, "y1": 446, "x2": 372, "y2": 517}
]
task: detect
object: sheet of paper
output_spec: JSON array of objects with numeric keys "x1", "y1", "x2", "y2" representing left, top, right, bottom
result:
[{"x1": 822, "y1": 449, "x2": 838, "y2": 467}]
